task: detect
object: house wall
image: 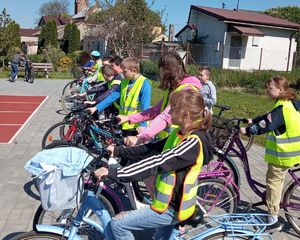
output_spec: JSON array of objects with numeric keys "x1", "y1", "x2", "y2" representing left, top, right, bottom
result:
[
  {"x1": 189, "y1": 10, "x2": 227, "y2": 67},
  {"x1": 179, "y1": 9, "x2": 298, "y2": 71},
  {"x1": 20, "y1": 36, "x2": 38, "y2": 55},
  {"x1": 222, "y1": 27, "x2": 297, "y2": 71}
]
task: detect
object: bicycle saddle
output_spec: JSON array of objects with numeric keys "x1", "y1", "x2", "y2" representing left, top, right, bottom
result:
[{"x1": 215, "y1": 104, "x2": 231, "y2": 111}]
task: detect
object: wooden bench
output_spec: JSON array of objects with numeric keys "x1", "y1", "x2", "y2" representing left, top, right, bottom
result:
[{"x1": 8, "y1": 62, "x2": 54, "y2": 79}]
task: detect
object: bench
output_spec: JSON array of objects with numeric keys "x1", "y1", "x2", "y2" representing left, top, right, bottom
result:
[{"x1": 8, "y1": 62, "x2": 54, "y2": 79}]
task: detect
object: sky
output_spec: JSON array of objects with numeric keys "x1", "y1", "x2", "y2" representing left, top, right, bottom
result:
[{"x1": 0, "y1": 0, "x2": 299, "y2": 34}]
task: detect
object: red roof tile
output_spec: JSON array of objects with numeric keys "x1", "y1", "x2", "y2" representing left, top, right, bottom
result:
[
  {"x1": 229, "y1": 25, "x2": 265, "y2": 36},
  {"x1": 40, "y1": 16, "x2": 70, "y2": 26},
  {"x1": 20, "y1": 28, "x2": 39, "y2": 37},
  {"x1": 191, "y1": 6, "x2": 300, "y2": 30}
]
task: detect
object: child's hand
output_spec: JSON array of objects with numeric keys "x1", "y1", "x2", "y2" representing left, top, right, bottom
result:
[
  {"x1": 117, "y1": 115, "x2": 129, "y2": 124},
  {"x1": 87, "y1": 107, "x2": 97, "y2": 114},
  {"x1": 240, "y1": 127, "x2": 247, "y2": 135},
  {"x1": 94, "y1": 167, "x2": 108, "y2": 181},
  {"x1": 107, "y1": 145, "x2": 115, "y2": 157},
  {"x1": 247, "y1": 119, "x2": 253, "y2": 125},
  {"x1": 136, "y1": 126, "x2": 146, "y2": 134},
  {"x1": 124, "y1": 136, "x2": 139, "y2": 146}
]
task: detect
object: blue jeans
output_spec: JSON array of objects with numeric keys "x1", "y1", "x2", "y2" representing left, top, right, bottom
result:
[
  {"x1": 106, "y1": 206, "x2": 179, "y2": 240},
  {"x1": 10, "y1": 63, "x2": 18, "y2": 81}
]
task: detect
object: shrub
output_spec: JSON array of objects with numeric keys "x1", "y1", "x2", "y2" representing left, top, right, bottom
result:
[
  {"x1": 141, "y1": 60, "x2": 159, "y2": 77},
  {"x1": 58, "y1": 56, "x2": 73, "y2": 72},
  {"x1": 76, "y1": 51, "x2": 90, "y2": 66},
  {"x1": 28, "y1": 54, "x2": 47, "y2": 63},
  {"x1": 46, "y1": 46, "x2": 66, "y2": 70}
]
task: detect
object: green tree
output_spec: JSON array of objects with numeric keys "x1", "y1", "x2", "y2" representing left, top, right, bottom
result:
[
  {"x1": 264, "y1": 5, "x2": 300, "y2": 65},
  {"x1": 63, "y1": 23, "x2": 80, "y2": 53},
  {"x1": 87, "y1": 0, "x2": 164, "y2": 56},
  {"x1": 38, "y1": 0, "x2": 69, "y2": 17},
  {"x1": 38, "y1": 20, "x2": 58, "y2": 49},
  {"x1": 0, "y1": 21, "x2": 21, "y2": 56}
]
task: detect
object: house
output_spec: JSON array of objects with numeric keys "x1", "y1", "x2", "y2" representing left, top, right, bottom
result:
[
  {"x1": 20, "y1": 28, "x2": 39, "y2": 55},
  {"x1": 175, "y1": 5, "x2": 300, "y2": 71}
]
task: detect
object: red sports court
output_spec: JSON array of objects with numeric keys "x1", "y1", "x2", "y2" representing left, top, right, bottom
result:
[{"x1": 0, "y1": 95, "x2": 47, "y2": 144}]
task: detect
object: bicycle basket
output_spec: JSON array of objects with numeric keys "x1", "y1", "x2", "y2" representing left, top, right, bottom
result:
[
  {"x1": 36, "y1": 169, "x2": 83, "y2": 211},
  {"x1": 209, "y1": 116, "x2": 232, "y2": 149}
]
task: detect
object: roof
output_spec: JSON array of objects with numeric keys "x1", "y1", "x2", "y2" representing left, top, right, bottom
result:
[
  {"x1": 190, "y1": 5, "x2": 300, "y2": 30},
  {"x1": 20, "y1": 28, "x2": 39, "y2": 37},
  {"x1": 175, "y1": 23, "x2": 197, "y2": 38},
  {"x1": 38, "y1": 16, "x2": 70, "y2": 27},
  {"x1": 229, "y1": 25, "x2": 265, "y2": 36}
]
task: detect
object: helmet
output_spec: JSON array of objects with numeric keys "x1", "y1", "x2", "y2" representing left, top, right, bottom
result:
[{"x1": 91, "y1": 51, "x2": 101, "y2": 57}]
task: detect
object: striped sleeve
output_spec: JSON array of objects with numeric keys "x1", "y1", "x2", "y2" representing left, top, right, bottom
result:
[{"x1": 109, "y1": 137, "x2": 200, "y2": 182}]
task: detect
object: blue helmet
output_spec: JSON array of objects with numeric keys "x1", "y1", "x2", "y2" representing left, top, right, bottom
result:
[{"x1": 91, "y1": 51, "x2": 101, "y2": 57}]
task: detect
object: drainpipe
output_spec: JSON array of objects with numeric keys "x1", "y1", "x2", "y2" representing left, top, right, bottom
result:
[
  {"x1": 221, "y1": 25, "x2": 228, "y2": 69},
  {"x1": 286, "y1": 30, "x2": 298, "y2": 71}
]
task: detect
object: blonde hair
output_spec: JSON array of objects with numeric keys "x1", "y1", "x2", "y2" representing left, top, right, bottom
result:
[
  {"x1": 265, "y1": 76, "x2": 297, "y2": 101},
  {"x1": 120, "y1": 57, "x2": 140, "y2": 73},
  {"x1": 170, "y1": 89, "x2": 212, "y2": 132}
]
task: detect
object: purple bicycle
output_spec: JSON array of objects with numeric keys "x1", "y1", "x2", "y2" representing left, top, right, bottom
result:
[{"x1": 215, "y1": 117, "x2": 300, "y2": 235}]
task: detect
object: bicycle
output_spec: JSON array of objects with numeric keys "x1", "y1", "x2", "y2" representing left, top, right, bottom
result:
[
  {"x1": 12, "y1": 161, "x2": 274, "y2": 240},
  {"x1": 214, "y1": 117, "x2": 300, "y2": 235},
  {"x1": 211, "y1": 104, "x2": 254, "y2": 156}
]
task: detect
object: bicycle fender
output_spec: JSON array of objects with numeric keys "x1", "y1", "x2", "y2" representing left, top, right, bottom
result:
[
  {"x1": 35, "y1": 224, "x2": 82, "y2": 240},
  {"x1": 225, "y1": 155, "x2": 241, "y2": 188}
]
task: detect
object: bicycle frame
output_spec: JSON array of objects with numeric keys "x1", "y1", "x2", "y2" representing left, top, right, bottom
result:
[{"x1": 221, "y1": 129, "x2": 300, "y2": 209}]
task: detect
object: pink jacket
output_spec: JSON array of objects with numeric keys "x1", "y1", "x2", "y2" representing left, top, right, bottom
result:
[{"x1": 128, "y1": 76, "x2": 202, "y2": 141}]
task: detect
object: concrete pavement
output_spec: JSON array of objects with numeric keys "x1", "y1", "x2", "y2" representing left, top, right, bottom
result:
[{"x1": 0, "y1": 78, "x2": 298, "y2": 239}]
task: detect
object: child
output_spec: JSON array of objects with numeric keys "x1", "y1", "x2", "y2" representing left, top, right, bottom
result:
[
  {"x1": 8, "y1": 50, "x2": 25, "y2": 83},
  {"x1": 95, "y1": 89, "x2": 212, "y2": 240},
  {"x1": 118, "y1": 51, "x2": 202, "y2": 146},
  {"x1": 198, "y1": 66, "x2": 217, "y2": 112},
  {"x1": 241, "y1": 76, "x2": 300, "y2": 232},
  {"x1": 87, "y1": 57, "x2": 151, "y2": 136}
]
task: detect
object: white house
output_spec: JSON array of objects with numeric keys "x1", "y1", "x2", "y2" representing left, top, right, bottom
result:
[
  {"x1": 175, "y1": 6, "x2": 300, "y2": 71},
  {"x1": 20, "y1": 29, "x2": 39, "y2": 55}
]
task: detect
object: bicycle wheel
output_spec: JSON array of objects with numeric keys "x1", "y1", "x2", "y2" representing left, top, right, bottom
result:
[
  {"x1": 33, "y1": 193, "x2": 115, "y2": 227},
  {"x1": 283, "y1": 179, "x2": 300, "y2": 235},
  {"x1": 61, "y1": 87, "x2": 82, "y2": 113},
  {"x1": 41, "y1": 121, "x2": 81, "y2": 149},
  {"x1": 228, "y1": 127, "x2": 254, "y2": 157},
  {"x1": 202, "y1": 231, "x2": 250, "y2": 239},
  {"x1": 197, "y1": 178, "x2": 237, "y2": 215},
  {"x1": 11, "y1": 232, "x2": 65, "y2": 240},
  {"x1": 62, "y1": 80, "x2": 80, "y2": 96}
]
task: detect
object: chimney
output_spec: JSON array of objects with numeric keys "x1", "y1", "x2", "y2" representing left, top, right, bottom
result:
[
  {"x1": 168, "y1": 24, "x2": 174, "y2": 42},
  {"x1": 75, "y1": 0, "x2": 89, "y2": 14}
]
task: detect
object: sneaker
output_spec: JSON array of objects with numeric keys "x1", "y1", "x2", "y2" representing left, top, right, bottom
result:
[{"x1": 265, "y1": 221, "x2": 282, "y2": 233}]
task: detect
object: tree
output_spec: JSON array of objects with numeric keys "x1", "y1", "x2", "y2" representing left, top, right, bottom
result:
[
  {"x1": 264, "y1": 6, "x2": 300, "y2": 65},
  {"x1": 62, "y1": 23, "x2": 80, "y2": 53},
  {"x1": 87, "y1": 0, "x2": 164, "y2": 56},
  {"x1": 0, "y1": 8, "x2": 11, "y2": 27},
  {"x1": 38, "y1": 0, "x2": 70, "y2": 17},
  {"x1": 38, "y1": 20, "x2": 58, "y2": 49},
  {"x1": 0, "y1": 21, "x2": 21, "y2": 56}
]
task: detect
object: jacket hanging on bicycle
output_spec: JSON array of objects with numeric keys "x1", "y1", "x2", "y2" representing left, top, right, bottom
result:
[{"x1": 246, "y1": 99, "x2": 300, "y2": 167}]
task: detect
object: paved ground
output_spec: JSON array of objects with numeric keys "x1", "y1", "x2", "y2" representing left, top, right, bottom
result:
[{"x1": 0, "y1": 78, "x2": 299, "y2": 239}]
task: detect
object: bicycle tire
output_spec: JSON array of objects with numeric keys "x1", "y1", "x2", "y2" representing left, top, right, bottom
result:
[
  {"x1": 10, "y1": 232, "x2": 65, "y2": 240},
  {"x1": 197, "y1": 178, "x2": 237, "y2": 215},
  {"x1": 62, "y1": 80, "x2": 80, "y2": 96},
  {"x1": 33, "y1": 193, "x2": 116, "y2": 228},
  {"x1": 283, "y1": 178, "x2": 300, "y2": 235},
  {"x1": 228, "y1": 134, "x2": 254, "y2": 157},
  {"x1": 202, "y1": 231, "x2": 250, "y2": 239},
  {"x1": 61, "y1": 88, "x2": 81, "y2": 113},
  {"x1": 41, "y1": 121, "x2": 80, "y2": 149}
]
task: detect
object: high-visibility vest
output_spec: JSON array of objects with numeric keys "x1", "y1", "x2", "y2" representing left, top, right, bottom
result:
[
  {"x1": 158, "y1": 84, "x2": 199, "y2": 139},
  {"x1": 108, "y1": 79, "x2": 121, "y2": 110},
  {"x1": 119, "y1": 75, "x2": 147, "y2": 130},
  {"x1": 265, "y1": 100, "x2": 300, "y2": 167},
  {"x1": 92, "y1": 61, "x2": 105, "y2": 82},
  {"x1": 151, "y1": 129, "x2": 204, "y2": 221}
]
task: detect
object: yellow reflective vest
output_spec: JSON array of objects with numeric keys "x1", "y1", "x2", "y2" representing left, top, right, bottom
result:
[
  {"x1": 158, "y1": 84, "x2": 199, "y2": 139},
  {"x1": 265, "y1": 100, "x2": 300, "y2": 167},
  {"x1": 119, "y1": 75, "x2": 147, "y2": 130},
  {"x1": 92, "y1": 61, "x2": 105, "y2": 82},
  {"x1": 151, "y1": 129, "x2": 204, "y2": 221},
  {"x1": 108, "y1": 79, "x2": 121, "y2": 110}
]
